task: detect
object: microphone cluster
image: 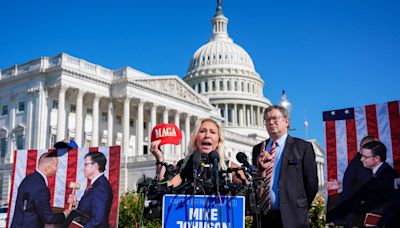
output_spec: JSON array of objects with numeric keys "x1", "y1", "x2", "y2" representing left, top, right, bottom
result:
[{"x1": 138, "y1": 151, "x2": 266, "y2": 219}]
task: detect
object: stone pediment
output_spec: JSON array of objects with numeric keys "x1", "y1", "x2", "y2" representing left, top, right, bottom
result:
[{"x1": 130, "y1": 76, "x2": 212, "y2": 109}]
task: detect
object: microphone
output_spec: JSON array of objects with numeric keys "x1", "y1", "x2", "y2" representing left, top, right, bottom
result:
[
  {"x1": 192, "y1": 151, "x2": 201, "y2": 180},
  {"x1": 23, "y1": 192, "x2": 30, "y2": 211},
  {"x1": 197, "y1": 153, "x2": 210, "y2": 179},
  {"x1": 209, "y1": 151, "x2": 220, "y2": 192},
  {"x1": 236, "y1": 152, "x2": 258, "y2": 176}
]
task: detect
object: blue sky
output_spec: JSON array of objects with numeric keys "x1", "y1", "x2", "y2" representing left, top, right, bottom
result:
[{"x1": 1, "y1": 0, "x2": 399, "y2": 146}]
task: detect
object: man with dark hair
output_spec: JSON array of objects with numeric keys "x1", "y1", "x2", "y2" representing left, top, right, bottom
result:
[
  {"x1": 68, "y1": 152, "x2": 113, "y2": 227},
  {"x1": 327, "y1": 136, "x2": 379, "y2": 224},
  {"x1": 343, "y1": 141, "x2": 398, "y2": 226},
  {"x1": 252, "y1": 105, "x2": 318, "y2": 228},
  {"x1": 11, "y1": 153, "x2": 70, "y2": 227}
]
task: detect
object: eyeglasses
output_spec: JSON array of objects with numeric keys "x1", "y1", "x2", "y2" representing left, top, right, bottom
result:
[
  {"x1": 361, "y1": 154, "x2": 375, "y2": 159},
  {"x1": 265, "y1": 116, "x2": 284, "y2": 123},
  {"x1": 84, "y1": 162, "x2": 94, "y2": 167}
]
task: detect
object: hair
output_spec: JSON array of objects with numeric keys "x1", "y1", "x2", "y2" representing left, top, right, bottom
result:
[
  {"x1": 359, "y1": 135, "x2": 380, "y2": 148},
  {"x1": 264, "y1": 105, "x2": 290, "y2": 128},
  {"x1": 85, "y1": 152, "x2": 107, "y2": 172},
  {"x1": 186, "y1": 118, "x2": 227, "y2": 170},
  {"x1": 362, "y1": 141, "x2": 387, "y2": 162},
  {"x1": 38, "y1": 152, "x2": 55, "y2": 167}
]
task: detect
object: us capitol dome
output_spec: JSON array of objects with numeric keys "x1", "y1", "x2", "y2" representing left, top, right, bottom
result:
[{"x1": 184, "y1": 1, "x2": 272, "y2": 139}]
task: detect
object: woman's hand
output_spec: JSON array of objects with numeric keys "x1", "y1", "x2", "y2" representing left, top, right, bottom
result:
[{"x1": 150, "y1": 140, "x2": 164, "y2": 161}]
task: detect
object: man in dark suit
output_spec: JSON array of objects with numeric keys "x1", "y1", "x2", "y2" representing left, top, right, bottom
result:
[
  {"x1": 11, "y1": 153, "x2": 70, "y2": 227},
  {"x1": 326, "y1": 135, "x2": 378, "y2": 224},
  {"x1": 69, "y1": 152, "x2": 113, "y2": 228},
  {"x1": 346, "y1": 141, "x2": 398, "y2": 227},
  {"x1": 251, "y1": 105, "x2": 318, "y2": 228}
]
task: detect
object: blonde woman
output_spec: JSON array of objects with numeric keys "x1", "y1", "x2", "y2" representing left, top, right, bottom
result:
[{"x1": 150, "y1": 118, "x2": 245, "y2": 188}]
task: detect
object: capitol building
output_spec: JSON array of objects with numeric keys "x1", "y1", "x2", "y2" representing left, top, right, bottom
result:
[{"x1": 0, "y1": 2, "x2": 324, "y2": 202}]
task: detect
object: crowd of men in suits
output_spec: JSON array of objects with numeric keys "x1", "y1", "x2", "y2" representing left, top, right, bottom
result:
[{"x1": 10, "y1": 140, "x2": 113, "y2": 228}]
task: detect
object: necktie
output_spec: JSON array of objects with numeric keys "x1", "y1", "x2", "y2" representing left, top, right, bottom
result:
[
  {"x1": 260, "y1": 140, "x2": 277, "y2": 215},
  {"x1": 85, "y1": 180, "x2": 92, "y2": 193}
]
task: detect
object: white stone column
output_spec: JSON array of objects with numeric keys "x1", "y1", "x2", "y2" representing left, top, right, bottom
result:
[
  {"x1": 92, "y1": 94, "x2": 100, "y2": 147},
  {"x1": 123, "y1": 96, "x2": 130, "y2": 156},
  {"x1": 201, "y1": 81, "x2": 205, "y2": 93},
  {"x1": 250, "y1": 105, "x2": 254, "y2": 127},
  {"x1": 56, "y1": 86, "x2": 67, "y2": 141},
  {"x1": 38, "y1": 86, "x2": 48, "y2": 149},
  {"x1": 6, "y1": 95, "x2": 16, "y2": 162},
  {"x1": 239, "y1": 104, "x2": 243, "y2": 127},
  {"x1": 185, "y1": 114, "x2": 191, "y2": 156},
  {"x1": 107, "y1": 100, "x2": 114, "y2": 146},
  {"x1": 234, "y1": 103, "x2": 238, "y2": 126},
  {"x1": 75, "y1": 89, "x2": 84, "y2": 147},
  {"x1": 224, "y1": 103, "x2": 228, "y2": 126},
  {"x1": 150, "y1": 103, "x2": 157, "y2": 130},
  {"x1": 216, "y1": 79, "x2": 220, "y2": 91},
  {"x1": 25, "y1": 91, "x2": 34, "y2": 149},
  {"x1": 257, "y1": 106, "x2": 261, "y2": 127},
  {"x1": 246, "y1": 106, "x2": 251, "y2": 126},
  {"x1": 163, "y1": 107, "x2": 169, "y2": 123},
  {"x1": 223, "y1": 79, "x2": 228, "y2": 91},
  {"x1": 174, "y1": 111, "x2": 181, "y2": 158},
  {"x1": 162, "y1": 107, "x2": 170, "y2": 154},
  {"x1": 136, "y1": 99, "x2": 144, "y2": 156}
]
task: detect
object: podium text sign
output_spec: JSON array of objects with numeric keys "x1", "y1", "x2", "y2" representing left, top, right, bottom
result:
[{"x1": 162, "y1": 194, "x2": 245, "y2": 228}]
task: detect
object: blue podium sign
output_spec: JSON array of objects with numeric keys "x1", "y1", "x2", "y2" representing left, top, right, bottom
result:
[{"x1": 162, "y1": 194, "x2": 245, "y2": 228}]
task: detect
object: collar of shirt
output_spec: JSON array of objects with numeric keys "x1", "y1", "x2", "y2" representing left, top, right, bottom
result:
[
  {"x1": 372, "y1": 162, "x2": 383, "y2": 175},
  {"x1": 36, "y1": 169, "x2": 48, "y2": 187},
  {"x1": 266, "y1": 133, "x2": 288, "y2": 150},
  {"x1": 90, "y1": 172, "x2": 104, "y2": 185}
]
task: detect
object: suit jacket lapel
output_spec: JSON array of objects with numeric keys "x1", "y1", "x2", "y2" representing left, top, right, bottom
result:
[{"x1": 279, "y1": 135, "x2": 294, "y2": 179}]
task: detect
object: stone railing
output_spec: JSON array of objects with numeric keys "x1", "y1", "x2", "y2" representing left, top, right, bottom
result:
[
  {"x1": 126, "y1": 154, "x2": 156, "y2": 163},
  {"x1": 223, "y1": 130, "x2": 258, "y2": 145},
  {"x1": 0, "y1": 53, "x2": 150, "y2": 81}
]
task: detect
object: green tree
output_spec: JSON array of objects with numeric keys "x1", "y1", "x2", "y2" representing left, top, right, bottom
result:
[{"x1": 118, "y1": 192, "x2": 161, "y2": 228}]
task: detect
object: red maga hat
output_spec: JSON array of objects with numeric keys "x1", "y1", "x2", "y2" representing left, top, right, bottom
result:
[{"x1": 151, "y1": 124, "x2": 182, "y2": 146}]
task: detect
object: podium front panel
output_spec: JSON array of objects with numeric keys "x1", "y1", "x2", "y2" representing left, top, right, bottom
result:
[{"x1": 162, "y1": 194, "x2": 245, "y2": 228}]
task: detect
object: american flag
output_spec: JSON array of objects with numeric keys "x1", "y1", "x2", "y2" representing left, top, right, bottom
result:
[
  {"x1": 6, "y1": 146, "x2": 121, "y2": 228},
  {"x1": 323, "y1": 100, "x2": 400, "y2": 196}
]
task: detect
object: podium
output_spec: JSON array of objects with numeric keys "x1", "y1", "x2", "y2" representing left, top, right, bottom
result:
[{"x1": 162, "y1": 194, "x2": 245, "y2": 228}]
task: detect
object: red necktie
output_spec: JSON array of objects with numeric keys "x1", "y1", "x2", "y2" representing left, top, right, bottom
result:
[
  {"x1": 85, "y1": 180, "x2": 92, "y2": 193},
  {"x1": 260, "y1": 140, "x2": 277, "y2": 215}
]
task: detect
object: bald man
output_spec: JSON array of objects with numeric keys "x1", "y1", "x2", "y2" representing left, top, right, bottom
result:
[{"x1": 11, "y1": 153, "x2": 70, "y2": 227}]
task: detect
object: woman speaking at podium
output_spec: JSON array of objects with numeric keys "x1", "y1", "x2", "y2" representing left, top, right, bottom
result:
[{"x1": 150, "y1": 118, "x2": 246, "y2": 190}]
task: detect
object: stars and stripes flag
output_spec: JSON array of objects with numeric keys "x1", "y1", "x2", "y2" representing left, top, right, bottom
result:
[
  {"x1": 6, "y1": 146, "x2": 121, "y2": 228},
  {"x1": 323, "y1": 100, "x2": 400, "y2": 196}
]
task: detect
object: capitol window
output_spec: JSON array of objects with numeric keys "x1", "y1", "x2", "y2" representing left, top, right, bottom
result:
[
  {"x1": 18, "y1": 101, "x2": 25, "y2": 112},
  {"x1": 53, "y1": 100, "x2": 58, "y2": 109},
  {"x1": 1, "y1": 105, "x2": 8, "y2": 116},
  {"x1": 116, "y1": 116, "x2": 122, "y2": 125},
  {"x1": 102, "y1": 112, "x2": 107, "y2": 121},
  {"x1": 16, "y1": 134, "x2": 24, "y2": 150},
  {"x1": 0, "y1": 137, "x2": 6, "y2": 162},
  {"x1": 70, "y1": 104, "x2": 76, "y2": 113},
  {"x1": 87, "y1": 108, "x2": 93, "y2": 115}
]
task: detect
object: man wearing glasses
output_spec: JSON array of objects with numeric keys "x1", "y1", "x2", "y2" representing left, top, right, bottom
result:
[
  {"x1": 345, "y1": 141, "x2": 398, "y2": 227},
  {"x1": 68, "y1": 152, "x2": 113, "y2": 227},
  {"x1": 251, "y1": 105, "x2": 318, "y2": 228}
]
